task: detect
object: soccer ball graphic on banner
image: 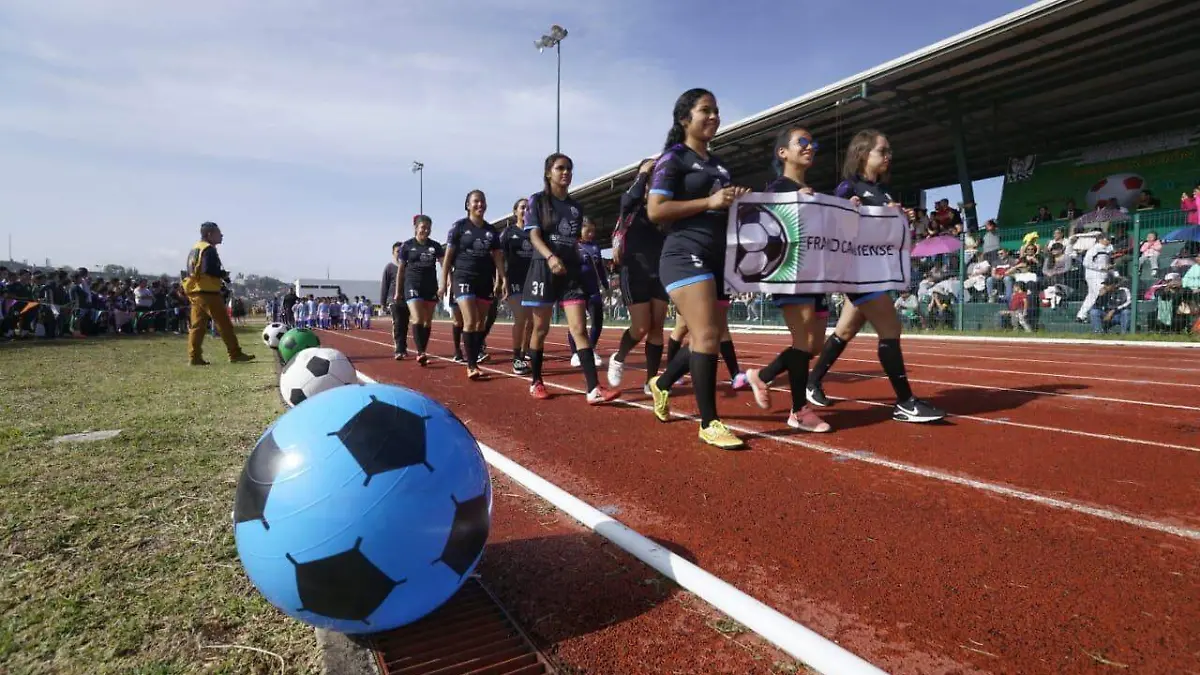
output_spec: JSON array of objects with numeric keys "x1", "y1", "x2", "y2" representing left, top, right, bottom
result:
[
  {"x1": 233, "y1": 383, "x2": 492, "y2": 634},
  {"x1": 1085, "y1": 172, "x2": 1145, "y2": 210},
  {"x1": 279, "y1": 347, "x2": 357, "y2": 407},
  {"x1": 262, "y1": 323, "x2": 288, "y2": 349},
  {"x1": 734, "y1": 203, "x2": 788, "y2": 282}
]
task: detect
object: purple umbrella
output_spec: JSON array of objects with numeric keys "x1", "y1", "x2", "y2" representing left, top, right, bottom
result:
[{"x1": 911, "y1": 234, "x2": 962, "y2": 258}]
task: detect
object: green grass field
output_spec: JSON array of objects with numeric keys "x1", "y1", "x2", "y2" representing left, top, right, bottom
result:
[{"x1": 0, "y1": 328, "x2": 321, "y2": 674}]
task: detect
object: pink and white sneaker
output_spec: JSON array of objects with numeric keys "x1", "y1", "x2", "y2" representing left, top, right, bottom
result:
[
  {"x1": 788, "y1": 405, "x2": 831, "y2": 433},
  {"x1": 731, "y1": 372, "x2": 749, "y2": 391},
  {"x1": 745, "y1": 369, "x2": 771, "y2": 409},
  {"x1": 586, "y1": 386, "x2": 621, "y2": 405},
  {"x1": 529, "y1": 382, "x2": 550, "y2": 400}
]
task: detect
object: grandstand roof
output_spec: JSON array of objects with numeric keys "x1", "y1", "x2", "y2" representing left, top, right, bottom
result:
[{"x1": 503, "y1": 0, "x2": 1200, "y2": 242}]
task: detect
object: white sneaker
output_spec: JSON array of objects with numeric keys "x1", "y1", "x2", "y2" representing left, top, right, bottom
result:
[
  {"x1": 570, "y1": 353, "x2": 581, "y2": 367},
  {"x1": 643, "y1": 383, "x2": 652, "y2": 396},
  {"x1": 607, "y1": 355, "x2": 625, "y2": 387},
  {"x1": 594, "y1": 352, "x2": 603, "y2": 366}
]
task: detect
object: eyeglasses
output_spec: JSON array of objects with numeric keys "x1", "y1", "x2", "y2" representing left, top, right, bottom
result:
[{"x1": 794, "y1": 138, "x2": 820, "y2": 151}]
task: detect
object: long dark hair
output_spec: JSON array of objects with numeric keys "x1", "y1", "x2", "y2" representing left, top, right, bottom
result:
[
  {"x1": 539, "y1": 153, "x2": 572, "y2": 228},
  {"x1": 771, "y1": 126, "x2": 811, "y2": 176},
  {"x1": 663, "y1": 88, "x2": 714, "y2": 151},
  {"x1": 464, "y1": 189, "x2": 486, "y2": 214},
  {"x1": 842, "y1": 129, "x2": 888, "y2": 183},
  {"x1": 510, "y1": 197, "x2": 527, "y2": 227}
]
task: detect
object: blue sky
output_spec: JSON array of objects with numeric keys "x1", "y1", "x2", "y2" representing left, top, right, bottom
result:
[{"x1": 0, "y1": 0, "x2": 1022, "y2": 280}]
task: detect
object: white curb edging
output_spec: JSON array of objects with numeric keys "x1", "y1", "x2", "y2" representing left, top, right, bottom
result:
[{"x1": 355, "y1": 370, "x2": 888, "y2": 675}]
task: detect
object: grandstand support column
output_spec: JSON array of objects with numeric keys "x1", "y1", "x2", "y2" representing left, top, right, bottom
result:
[
  {"x1": 948, "y1": 97, "x2": 979, "y2": 233},
  {"x1": 1130, "y1": 213, "x2": 1142, "y2": 333},
  {"x1": 956, "y1": 231, "x2": 966, "y2": 332}
]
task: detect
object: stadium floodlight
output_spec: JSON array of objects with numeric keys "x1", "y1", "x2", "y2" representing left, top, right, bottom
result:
[
  {"x1": 411, "y1": 161, "x2": 424, "y2": 214},
  {"x1": 534, "y1": 24, "x2": 568, "y2": 153}
]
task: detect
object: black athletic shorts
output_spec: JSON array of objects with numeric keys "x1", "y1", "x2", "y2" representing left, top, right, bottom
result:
[
  {"x1": 845, "y1": 291, "x2": 888, "y2": 307},
  {"x1": 451, "y1": 272, "x2": 494, "y2": 303},
  {"x1": 404, "y1": 278, "x2": 438, "y2": 303},
  {"x1": 521, "y1": 259, "x2": 588, "y2": 308},
  {"x1": 658, "y1": 236, "x2": 731, "y2": 304},
  {"x1": 620, "y1": 260, "x2": 669, "y2": 305},
  {"x1": 773, "y1": 293, "x2": 830, "y2": 315}
]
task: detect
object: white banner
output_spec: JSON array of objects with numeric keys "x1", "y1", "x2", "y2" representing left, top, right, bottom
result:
[{"x1": 724, "y1": 192, "x2": 910, "y2": 295}]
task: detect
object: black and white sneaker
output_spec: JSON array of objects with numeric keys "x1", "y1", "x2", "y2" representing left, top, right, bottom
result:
[
  {"x1": 478, "y1": 347, "x2": 491, "y2": 363},
  {"x1": 453, "y1": 353, "x2": 466, "y2": 364},
  {"x1": 512, "y1": 358, "x2": 531, "y2": 375},
  {"x1": 892, "y1": 397, "x2": 946, "y2": 423},
  {"x1": 806, "y1": 385, "x2": 832, "y2": 408}
]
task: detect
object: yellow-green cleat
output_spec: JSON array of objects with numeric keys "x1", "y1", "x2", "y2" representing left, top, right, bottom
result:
[
  {"x1": 648, "y1": 377, "x2": 671, "y2": 422},
  {"x1": 699, "y1": 420, "x2": 743, "y2": 450}
]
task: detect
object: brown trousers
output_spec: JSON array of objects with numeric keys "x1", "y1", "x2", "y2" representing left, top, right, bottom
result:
[{"x1": 187, "y1": 293, "x2": 243, "y2": 361}]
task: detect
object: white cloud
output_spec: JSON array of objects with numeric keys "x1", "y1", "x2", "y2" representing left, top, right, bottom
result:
[{"x1": 0, "y1": 1, "x2": 693, "y2": 278}]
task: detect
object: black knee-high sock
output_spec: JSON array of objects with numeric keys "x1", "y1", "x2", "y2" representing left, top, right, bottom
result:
[
  {"x1": 644, "y1": 342, "x2": 664, "y2": 381},
  {"x1": 483, "y1": 302, "x2": 498, "y2": 339},
  {"x1": 719, "y1": 340, "x2": 740, "y2": 378},
  {"x1": 783, "y1": 349, "x2": 812, "y2": 412},
  {"x1": 656, "y1": 346, "x2": 691, "y2": 391},
  {"x1": 808, "y1": 335, "x2": 848, "y2": 387},
  {"x1": 464, "y1": 331, "x2": 479, "y2": 368},
  {"x1": 413, "y1": 324, "x2": 429, "y2": 353},
  {"x1": 878, "y1": 338, "x2": 913, "y2": 402},
  {"x1": 588, "y1": 300, "x2": 603, "y2": 349},
  {"x1": 691, "y1": 352, "x2": 719, "y2": 427},
  {"x1": 530, "y1": 349, "x2": 545, "y2": 383},
  {"x1": 453, "y1": 324, "x2": 463, "y2": 357},
  {"x1": 578, "y1": 347, "x2": 599, "y2": 391},
  {"x1": 615, "y1": 329, "x2": 638, "y2": 362},
  {"x1": 666, "y1": 337, "x2": 682, "y2": 364},
  {"x1": 759, "y1": 350, "x2": 787, "y2": 384}
]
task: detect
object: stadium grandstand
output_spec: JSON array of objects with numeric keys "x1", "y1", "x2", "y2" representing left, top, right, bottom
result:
[{"x1": 494, "y1": 0, "x2": 1200, "y2": 336}]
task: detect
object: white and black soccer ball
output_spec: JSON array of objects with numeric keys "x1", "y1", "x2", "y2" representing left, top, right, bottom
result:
[
  {"x1": 262, "y1": 323, "x2": 288, "y2": 349},
  {"x1": 734, "y1": 204, "x2": 788, "y2": 282},
  {"x1": 280, "y1": 347, "x2": 357, "y2": 408}
]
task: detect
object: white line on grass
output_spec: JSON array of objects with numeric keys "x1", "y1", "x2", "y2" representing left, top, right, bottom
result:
[
  {"x1": 330, "y1": 330, "x2": 1200, "y2": 542},
  {"x1": 353, "y1": 368, "x2": 888, "y2": 675}
]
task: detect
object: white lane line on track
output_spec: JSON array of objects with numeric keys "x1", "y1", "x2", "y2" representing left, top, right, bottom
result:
[
  {"x1": 329, "y1": 330, "x2": 1200, "y2": 542},
  {"x1": 362, "y1": 326, "x2": 1200, "y2": 441},
  {"x1": 354, "y1": 367, "x2": 889, "y2": 675}
]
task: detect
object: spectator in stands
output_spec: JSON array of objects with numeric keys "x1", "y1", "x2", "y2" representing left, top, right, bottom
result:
[
  {"x1": 910, "y1": 208, "x2": 931, "y2": 239},
  {"x1": 986, "y1": 248, "x2": 1015, "y2": 302},
  {"x1": 1029, "y1": 205, "x2": 1054, "y2": 223},
  {"x1": 1076, "y1": 231, "x2": 1114, "y2": 323},
  {"x1": 1041, "y1": 241, "x2": 1072, "y2": 296},
  {"x1": 1059, "y1": 198, "x2": 1082, "y2": 221},
  {"x1": 894, "y1": 289, "x2": 920, "y2": 328},
  {"x1": 1089, "y1": 272, "x2": 1132, "y2": 334},
  {"x1": 1182, "y1": 184, "x2": 1199, "y2": 225},
  {"x1": 964, "y1": 253, "x2": 990, "y2": 302},
  {"x1": 1139, "y1": 231, "x2": 1162, "y2": 279},
  {"x1": 931, "y1": 198, "x2": 962, "y2": 233},
  {"x1": 1171, "y1": 242, "x2": 1198, "y2": 273},
  {"x1": 1136, "y1": 190, "x2": 1161, "y2": 211},
  {"x1": 980, "y1": 219, "x2": 1002, "y2": 263}
]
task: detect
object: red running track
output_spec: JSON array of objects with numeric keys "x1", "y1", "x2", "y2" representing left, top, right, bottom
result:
[{"x1": 320, "y1": 322, "x2": 1200, "y2": 675}]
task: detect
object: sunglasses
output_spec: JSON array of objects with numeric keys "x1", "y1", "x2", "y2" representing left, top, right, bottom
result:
[{"x1": 794, "y1": 138, "x2": 820, "y2": 151}]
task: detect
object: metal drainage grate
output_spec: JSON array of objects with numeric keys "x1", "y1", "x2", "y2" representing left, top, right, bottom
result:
[{"x1": 368, "y1": 577, "x2": 557, "y2": 675}]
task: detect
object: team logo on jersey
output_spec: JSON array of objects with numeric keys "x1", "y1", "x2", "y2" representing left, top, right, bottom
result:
[
  {"x1": 472, "y1": 236, "x2": 489, "y2": 251},
  {"x1": 521, "y1": 239, "x2": 532, "y2": 251},
  {"x1": 556, "y1": 218, "x2": 573, "y2": 237},
  {"x1": 570, "y1": 206, "x2": 579, "y2": 218}
]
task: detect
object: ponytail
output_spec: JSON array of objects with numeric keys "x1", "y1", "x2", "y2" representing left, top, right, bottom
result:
[{"x1": 663, "y1": 88, "x2": 714, "y2": 151}]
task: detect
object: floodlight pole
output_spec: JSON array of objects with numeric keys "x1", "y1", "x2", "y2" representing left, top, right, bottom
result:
[
  {"x1": 536, "y1": 25, "x2": 568, "y2": 154},
  {"x1": 411, "y1": 161, "x2": 424, "y2": 215}
]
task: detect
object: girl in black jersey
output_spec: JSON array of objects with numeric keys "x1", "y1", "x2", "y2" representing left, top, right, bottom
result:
[
  {"x1": 743, "y1": 126, "x2": 831, "y2": 432},
  {"x1": 501, "y1": 198, "x2": 535, "y2": 375},
  {"x1": 805, "y1": 129, "x2": 944, "y2": 423},
  {"x1": 440, "y1": 189, "x2": 506, "y2": 380},
  {"x1": 606, "y1": 158, "x2": 669, "y2": 394},
  {"x1": 522, "y1": 153, "x2": 620, "y2": 406},
  {"x1": 645, "y1": 88, "x2": 749, "y2": 450},
  {"x1": 394, "y1": 214, "x2": 444, "y2": 366}
]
